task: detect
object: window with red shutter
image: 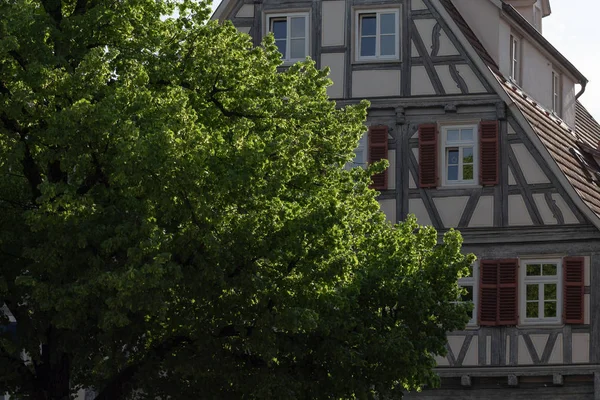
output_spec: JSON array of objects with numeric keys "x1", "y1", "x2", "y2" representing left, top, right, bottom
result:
[
  {"x1": 498, "y1": 259, "x2": 519, "y2": 325},
  {"x1": 479, "y1": 259, "x2": 518, "y2": 326},
  {"x1": 418, "y1": 124, "x2": 438, "y2": 188},
  {"x1": 563, "y1": 257, "x2": 584, "y2": 324},
  {"x1": 479, "y1": 260, "x2": 498, "y2": 326},
  {"x1": 368, "y1": 125, "x2": 388, "y2": 190},
  {"x1": 479, "y1": 120, "x2": 499, "y2": 186}
]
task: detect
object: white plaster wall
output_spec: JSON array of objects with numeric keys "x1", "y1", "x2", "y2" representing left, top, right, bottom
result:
[
  {"x1": 321, "y1": 1, "x2": 345, "y2": 47},
  {"x1": 572, "y1": 333, "x2": 590, "y2": 363},
  {"x1": 532, "y1": 193, "x2": 557, "y2": 225},
  {"x1": 388, "y1": 149, "x2": 396, "y2": 190},
  {"x1": 409, "y1": 173, "x2": 417, "y2": 189},
  {"x1": 548, "y1": 333, "x2": 563, "y2": 364},
  {"x1": 435, "y1": 354, "x2": 450, "y2": 366},
  {"x1": 437, "y1": 30, "x2": 459, "y2": 56},
  {"x1": 435, "y1": 65, "x2": 462, "y2": 95},
  {"x1": 530, "y1": 334, "x2": 549, "y2": 359},
  {"x1": 379, "y1": 199, "x2": 397, "y2": 224},
  {"x1": 486, "y1": 336, "x2": 491, "y2": 365},
  {"x1": 411, "y1": 66, "x2": 436, "y2": 96},
  {"x1": 448, "y1": 336, "x2": 465, "y2": 359},
  {"x1": 235, "y1": 26, "x2": 251, "y2": 34},
  {"x1": 412, "y1": 0, "x2": 428, "y2": 11},
  {"x1": 463, "y1": 336, "x2": 478, "y2": 366},
  {"x1": 508, "y1": 168, "x2": 517, "y2": 185},
  {"x1": 409, "y1": 198, "x2": 432, "y2": 226},
  {"x1": 585, "y1": 294, "x2": 590, "y2": 325},
  {"x1": 497, "y1": 19, "x2": 512, "y2": 79},
  {"x1": 455, "y1": 64, "x2": 487, "y2": 93},
  {"x1": 469, "y1": 196, "x2": 494, "y2": 227},
  {"x1": 453, "y1": 0, "x2": 501, "y2": 63},
  {"x1": 235, "y1": 4, "x2": 254, "y2": 18},
  {"x1": 321, "y1": 53, "x2": 345, "y2": 99},
  {"x1": 563, "y1": 74, "x2": 577, "y2": 128},
  {"x1": 518, "y1": 335, "x2": 534, "y2": 365},
  {"x1": 352, "y1": 70, "x2": 401, "y2": 98},
  {"x1": 585, "y1": 256, "x2": 591, "y2": 286},
  {"x1": 511, "y1": 143, "x2": 550, "y2": 184},
  {"x1": 508, "y1": 194, "x2": 533, "y2": 226},
  {"x1": 521, "y1": 40, "x2": 553, "y2": 110},
  {"x1": 434, "y1": 196, "x2": 469, "y2": 228},
  {"x1": 414, "y1": 19, "x2": 437, "y2": 56},
  {"x1": 551, "y1": 193, "x2": 579, "y2": 224},
  {"x1": 411, "y1": 40, "x2": 419, "y2": 57}
]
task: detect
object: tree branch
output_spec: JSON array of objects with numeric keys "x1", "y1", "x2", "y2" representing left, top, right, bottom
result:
[{"x1": 93, "y1": 336, "x2": 193, "y2": 400}]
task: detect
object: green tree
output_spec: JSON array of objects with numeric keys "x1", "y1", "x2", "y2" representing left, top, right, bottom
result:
[{"x1": 0, "y1": 0, "x2": 473, "y2": 398}]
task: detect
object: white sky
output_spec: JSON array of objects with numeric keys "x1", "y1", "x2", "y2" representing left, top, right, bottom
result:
[{"x1": 210, "y1": 0, "x2": 600, "y2": 119}]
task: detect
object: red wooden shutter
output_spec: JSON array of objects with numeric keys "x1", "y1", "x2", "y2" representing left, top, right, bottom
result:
[
  {"x1": 563, "y1": 257, "x2": 584, "y2": 324},
  {"x1": 418, "y1": 124, "x2": 438, "y2": 188},
  {"x1": 368, "y1": 125, "x2": 388, "y2": 190},
  {"x1": 497, "y1": 259, "x2": 519, "y2": 325},
  {"x1": 479, "y1": 120, "x2": 499, "y2": 186},
  {"x1": 479, "y1": 260, "x2": 498, "y2": 326}
]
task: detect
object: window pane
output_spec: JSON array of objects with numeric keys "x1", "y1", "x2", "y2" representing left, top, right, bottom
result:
[
  {"x1": 542, "y1": 263, "x2": 557, "y2": 276},
  {"x1": 361, "y1": 15, "x2": 376, "y2": 36},
  {"x1": 360, "y1": 37, "x2": 376, "y2": 57},
  {"x1": 463, "y1": 147, "x2": 474, "y2": 163},
  {"x1": 526, "y1": 284, "x2": 539, "y2": 301},
  {"x1": 544, "y1": 301, "x2": 557, "y2": 318},
  {"x1": 527, "y1": 302, "x2": 539, "y2": 318},
  {"x1": 447, "y1": 129, "x2": 459, "y2": 142},
  {"x1": 462, "y1": 286, "x2": 473, "y2": 302},
  {"x1": 544, "y1": 284, "x2": 557, "y2": 300},
  {"x1": 380, "y1": 35, "x2": 395, "y2": 56},
  {"x1": 447, "y1": 165, "x2": 458, "y2": 181},
  {"x1": 447, "y1": 149, "x2": 459, "y2": 165},
  {"x1": 275, "y1": 39, "x2": 287, "y2": 57},
  {"x1": 461, "y1": 128, "x2": 474, "y2": 141},
  {"x1": 380, "y1": 13, "x2": 396, "y2": 34},
  {"x1": 290, "y1": 38, "x2": 306, "y2": 59},
  {"x1": 272, "y1": 19, "x2": 287, "y2": 39},
  {"x1": 290, "y1": 17, "x2": 305, "y2": 38},
  {"x1": 526, "y1": 264, "x2": 541, "y2": 276},
  {"x1": 354, "y1": 149, "x2": 364, "y2": 167},
  {"x1": 463, "y1": 164, "x2": 474, "y2": 180}
]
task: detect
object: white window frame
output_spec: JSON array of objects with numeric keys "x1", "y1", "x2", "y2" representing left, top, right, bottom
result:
[
  {"x1": 458, "y1": 261, "x2": 478, "y2": 326},
  {"x1": 440, "y1": 124, "x2": 479, "y2": 186},
  {"x1": 519, "y1": 259, "x2": 562, "y2": 325},
  {"x1": 552, "y1": 69, "x2": 561, "y2": 116},
  {"x1": 266, "y1": 12, "x2": 310, "y2": 63},
  {"x1": 510, "y1": 35, "x2": 520, "y2": 83},
  {"x1": 355, "y1": 9, "x2": 401, "y2": 61},
  {"x1": 348, "y1": 133, "x2": 367, "y2": 169}
]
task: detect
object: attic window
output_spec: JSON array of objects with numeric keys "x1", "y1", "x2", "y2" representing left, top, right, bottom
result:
[
  {"x1": 510, "y1": 35, "x2": 520, "y2": 83},
  {"x1": 570, "y1": 146, "x2": 600, "y2": 184}
]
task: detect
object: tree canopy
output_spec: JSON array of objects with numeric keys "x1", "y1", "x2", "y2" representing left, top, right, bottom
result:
[{"x1": 0, "y1": 0, "x2": 473, "y2": 398}]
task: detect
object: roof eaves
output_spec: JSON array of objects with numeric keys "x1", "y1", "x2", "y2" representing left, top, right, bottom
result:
[{"x1": 501, "y1": 3, "x2": 587, "y2": 85}]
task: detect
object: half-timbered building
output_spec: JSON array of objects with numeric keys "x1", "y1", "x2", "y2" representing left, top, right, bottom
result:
[{"x1": 214, "y1": 0, "x2": 600, "y2": 398}]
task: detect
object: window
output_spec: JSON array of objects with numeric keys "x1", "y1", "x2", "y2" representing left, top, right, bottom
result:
[
  {"x1": 441, "y1": 125, "x2": 477, "y2": 185},
  {"x1": 267, "y1": 13, "x2": 309, "y2": 63},
  {"x1": 458, "y1": 262, "x2": 478, "y2": 325},
  {"x1": 356, "y1": 10, "x2": 399, "y2": 60},
  {"x1": 350, "y1": 133, "x2": 367, "y2": 168},
  {"x1": 520, "y1": 260, "x2": 562, "y2": 324},
  {"x1": 552, "y1": 70, "x2": 561, "y2": 115},
  {"x1": 510, "y1": 35, "x2": 519, "y2": 83}
]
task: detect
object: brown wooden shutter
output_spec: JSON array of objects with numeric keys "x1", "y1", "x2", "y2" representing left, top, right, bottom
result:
[
  {"x1": 479, "y1": 260, "x2": 498, "y2": 326},
  {"x1": 563, "y1": 256, "x2": 584, "y2": 324},
  {"x1": 497, "y1": 259, "x2": 519, "y2": 325},
  {"x1": 368, "y1": 125, "x2": 388, "y2": 190},
  {"x1": 418, "y1": 124, "x2": 438, "y2": 188},
  {"x1": 479, "y1": 120, "x2": 499, "y2": 186}
]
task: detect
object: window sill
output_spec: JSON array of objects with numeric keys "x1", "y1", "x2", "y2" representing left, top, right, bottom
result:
[
  {"x1": 517, "y1": 322, "x2": 564, "y2": 328},
  {"x1": 437, "y1": 184, "x2": 482, "y2": 190},
  {"x1": 352, "y1": 58, "x2": 401, "y2": 65}
]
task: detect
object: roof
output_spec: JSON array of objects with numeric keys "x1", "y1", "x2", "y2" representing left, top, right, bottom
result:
[{"x1": 497, "y1": 74, "x2": 600, "y2": 219}]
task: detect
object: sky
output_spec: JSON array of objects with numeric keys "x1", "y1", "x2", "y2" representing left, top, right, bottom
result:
[{"x1": 210, "y1": 0, "x2": 600, "y2": 119}]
